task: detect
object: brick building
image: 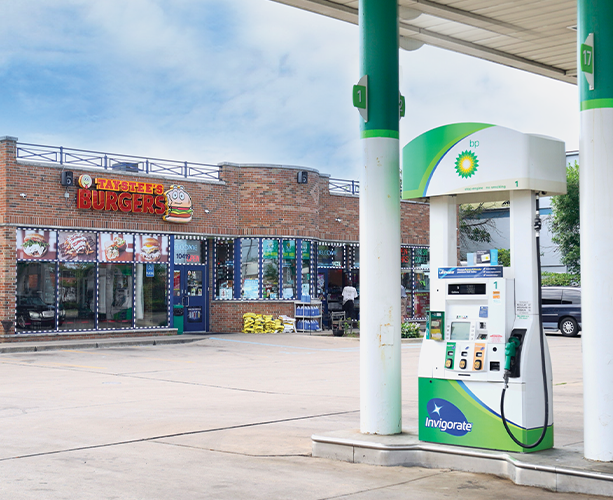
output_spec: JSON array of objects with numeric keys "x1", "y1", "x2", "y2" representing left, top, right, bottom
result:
[{"x1": 0, "y1": 136, "x2": 429, "y2": 342}]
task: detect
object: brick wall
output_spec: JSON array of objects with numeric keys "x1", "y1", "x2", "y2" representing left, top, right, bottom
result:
[
  {"x1": 210, "y1": 301, "x2": 295, "y2": 333},
  {"x1": 0, "y1": 137, "x2": 430, "y2": 340}
]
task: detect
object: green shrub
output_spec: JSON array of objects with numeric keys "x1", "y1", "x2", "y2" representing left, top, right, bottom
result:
[
  {"x1": 497, "y1": 248, "x2": 510, "y2": 267},
  {"x1": 401, "y1": 322, "x2": 421, "y2": 338},
  {"x1": 541, "y1": 272, "x2": 580, "y2": 287}
]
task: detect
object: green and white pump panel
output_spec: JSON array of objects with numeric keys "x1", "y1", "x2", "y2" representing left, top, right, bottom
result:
[{"x1": 402, "y1": 123, "x2": 566, "y2": 452}]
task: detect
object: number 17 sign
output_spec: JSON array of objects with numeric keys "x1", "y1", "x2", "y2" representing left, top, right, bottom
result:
[{"x1": 581, "y1": 33, "x2": 594, "y2": 91}]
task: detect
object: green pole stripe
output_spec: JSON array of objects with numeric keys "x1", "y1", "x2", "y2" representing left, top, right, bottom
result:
[
  {"x1": 360, "y1": 0, "x2": 398, "y2": 133},
  {"x1": 578, "y1": 0, "x2": 613, "y2": 103},
  {"x1": 580, "y1": 98, "x2": 613, "y2": 111},
  {"x1": 361, "y1": 129, "x2": 400, "y2": 139}
]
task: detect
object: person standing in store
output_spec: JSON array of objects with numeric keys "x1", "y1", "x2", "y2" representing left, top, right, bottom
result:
[{"x1": 342, "y1": 281, "x2": 358, "y2": 321}]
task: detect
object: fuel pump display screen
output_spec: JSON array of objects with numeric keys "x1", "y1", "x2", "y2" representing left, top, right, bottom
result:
[
  {"x1": 450, "y1": 321, "x2": 471, "y2": 340},
  {"x1": 448, "y1": 283, "x2": 486, "y2": 295}
]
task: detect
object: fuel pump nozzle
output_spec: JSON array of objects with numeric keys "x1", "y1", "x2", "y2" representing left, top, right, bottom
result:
[{"x1": 503, "y1": 336, "x2": 521, "y2": 387}]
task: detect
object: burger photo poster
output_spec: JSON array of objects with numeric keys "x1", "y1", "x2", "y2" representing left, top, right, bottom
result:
[
  {"x1": 135, "y1": 235, "x2": 169, "y2": 263},
  {"x1": 17, "y1": 230, "x2": 57, "y2": 260},
  {"x1": 98, "y1": 233, "x2": 134, "y2": 262}
]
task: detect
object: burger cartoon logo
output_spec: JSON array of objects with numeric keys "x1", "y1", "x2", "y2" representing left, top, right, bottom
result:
[
  {"x1": 78, "y1": 174, "x2": 93, "y2": 189},
  {"x1": 163, "y1": 185, "x2": 193, "y2": 223}
]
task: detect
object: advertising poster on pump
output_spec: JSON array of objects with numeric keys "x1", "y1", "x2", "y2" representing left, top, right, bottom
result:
[
  {"x1": 134, "y1": 235, "x2": 169, "y2": 263},
  {"x1": 17, "y1": 230, "x2": 57, "y2": 260}
]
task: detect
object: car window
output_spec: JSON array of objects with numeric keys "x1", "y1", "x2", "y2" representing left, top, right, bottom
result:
[
  {"x1": 542, "y1": 288, "x2": 562, "y2": 305},
  {"x1": 562, "y1": 289, "x2": 581, "y2": 305}
]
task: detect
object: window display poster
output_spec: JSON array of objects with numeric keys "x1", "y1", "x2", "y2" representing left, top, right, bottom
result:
[
  {"x1": 16, "y1": 230, "x2": 57, "y2": 260},
  {"x1": 58, "y1": 231, "x2": 96, "y2": 261},
  {"x1": 282, "y1": 240, "x2": 296, "y2": 259},
  {"x1": 187, "y1": 306, "x2": 202, "y2": 323},
  {"x1": 98, "y1": 233, "x2": 134, "y2": 262},
  {"x1": 243, "y1": 278, "x2": 259, "y2": 299},
  {"x1": 134, "y1": 235, "x2": 169, "y2": 263},
  {"x1": 414, "y1": 292, "x2": 430, "y2": 319},
  {"x1": 262, "y1": 239, "x2": 279, "y2": 260},
  {"x1": 219, "y1": 281, "x2": 233, "y2": 300}
]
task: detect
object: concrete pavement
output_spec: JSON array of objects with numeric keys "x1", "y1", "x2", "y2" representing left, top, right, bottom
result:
[{"x1": 0, "y1": 333, "x2": 600, "y2": 499}]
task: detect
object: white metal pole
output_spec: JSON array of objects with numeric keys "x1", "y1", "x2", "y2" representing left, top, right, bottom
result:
[
  {"x1": 358, "y1": 0, "x2": 402, "y2": 434},
  {"x1": 359, "y1": 137, "x2": 401, "y2": 434},
  {"x1": 578, "y1": 0, "x2": 613, "y2": 461}
]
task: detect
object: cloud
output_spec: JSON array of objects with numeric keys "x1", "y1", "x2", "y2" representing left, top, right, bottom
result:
[{"x1": 0, "y1": 0, "x2": 579, "y2": 182}]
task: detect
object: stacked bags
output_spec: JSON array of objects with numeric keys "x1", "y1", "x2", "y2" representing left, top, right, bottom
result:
[{"x1": 242, "y1": 313, "x2": 284, "y2": 333}]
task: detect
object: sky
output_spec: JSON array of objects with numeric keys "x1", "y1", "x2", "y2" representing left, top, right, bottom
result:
[{"x1": 0, "y1": 0, "x2": 579, "y2": 180}]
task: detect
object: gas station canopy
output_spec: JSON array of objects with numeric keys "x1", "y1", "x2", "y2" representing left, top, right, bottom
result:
[{"x1": 272, "y1": 0, "x2": 577, "y2": 84}]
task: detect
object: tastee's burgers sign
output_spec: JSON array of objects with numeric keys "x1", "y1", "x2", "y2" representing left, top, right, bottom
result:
[{"x1": 76, "y1": 175, "x2": 193, "y2": 224}]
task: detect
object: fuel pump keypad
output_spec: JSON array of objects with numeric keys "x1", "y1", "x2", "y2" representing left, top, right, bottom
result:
[{"x1": 443, "y1": 341, "x2": 488, "y2": 372}]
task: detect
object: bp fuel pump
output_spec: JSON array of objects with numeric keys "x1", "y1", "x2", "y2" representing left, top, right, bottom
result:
[{"x1": 402, "y1": 123, "x2": 566, "y2": 452}]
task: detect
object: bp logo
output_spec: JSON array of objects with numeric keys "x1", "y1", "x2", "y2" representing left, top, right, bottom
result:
[
  {"x1": 424, "y1": 398, "x2": 473, "y2": 436},
  {"x1": 455, "y1": 150, "x2": 479, "y2": 178}
]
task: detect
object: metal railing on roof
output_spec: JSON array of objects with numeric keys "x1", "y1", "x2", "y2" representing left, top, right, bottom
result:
[
  {"x1": 16, "y1": 143, "x2": 220, "y2": 181},
  {"x1": 328, "y1": 178, "x2": 359, "y2": 195},
  {"x1": 16, "y1": 142, "x2": 366, "y2": 192}
]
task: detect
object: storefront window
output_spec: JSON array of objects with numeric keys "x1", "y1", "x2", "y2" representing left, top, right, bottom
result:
[
  {"x1": 15, "y1": 228, "x2": 176, "y2": 334},
  {"x1": 317, "y1": 243, "x2": 344, "y2": 268},
  {"x1": 135, "y1": 264, "x2": 168, "y2": 327},
  {"x1": 174, "y1": 239, "x2": 202, "y2": 264},
  {"x1": 58, "y1": 262, "x2": 96, "y2": 331},
  {"x1": 262, "y1": 239, "x2": 280, "y2": 299},
  {"x1": 301, "y1": 241, "x2": 311, "y2": 297},
  {"x1": 98, "y1": 264, "x2": 133, "y2": 329},
  {"x1": 16, "y1": 262, "x2": 58, "y2": 332},
  {"x1": 215, "y1": 240, "x2": 234, "y2": 300},
  {"x1": 282, "y1": 240, "x2": 296, "y2": 299},
  {"x1": 400, "y1": 246, "x2": 430, "y2": 321},
  {"x1": 413, "y1": 247, "x2": 430, "y2": 269},
  {"x1": 241, "y1": 239, "x2": 259, "y2": 299}
]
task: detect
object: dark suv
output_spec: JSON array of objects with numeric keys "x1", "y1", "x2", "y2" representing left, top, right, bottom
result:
[{"x1": 541, "y1": 286, "x2": 581, "y2": 336}]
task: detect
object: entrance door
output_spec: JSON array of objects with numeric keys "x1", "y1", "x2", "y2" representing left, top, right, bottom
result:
[{"x1": 173, "y1": 265, "x2": 208, "y2": 332}]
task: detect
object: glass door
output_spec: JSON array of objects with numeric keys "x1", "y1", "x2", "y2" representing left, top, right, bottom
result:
[{"x1": 173, "y1": 264, "x2": 208, "y2": 332}]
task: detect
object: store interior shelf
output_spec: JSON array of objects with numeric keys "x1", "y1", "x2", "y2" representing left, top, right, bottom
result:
[{"x1": 294, "y1": 300, "x2": 322, "y2": 333}]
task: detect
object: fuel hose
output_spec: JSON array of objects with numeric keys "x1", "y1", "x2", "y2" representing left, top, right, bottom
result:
[{"x1": 500, "y1": 194, "x2": 549, "y2": 449}]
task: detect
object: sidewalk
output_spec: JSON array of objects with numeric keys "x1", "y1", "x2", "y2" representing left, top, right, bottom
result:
[{"x1": 0, "y1": 333, "x2": 206, "y2": 353}]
